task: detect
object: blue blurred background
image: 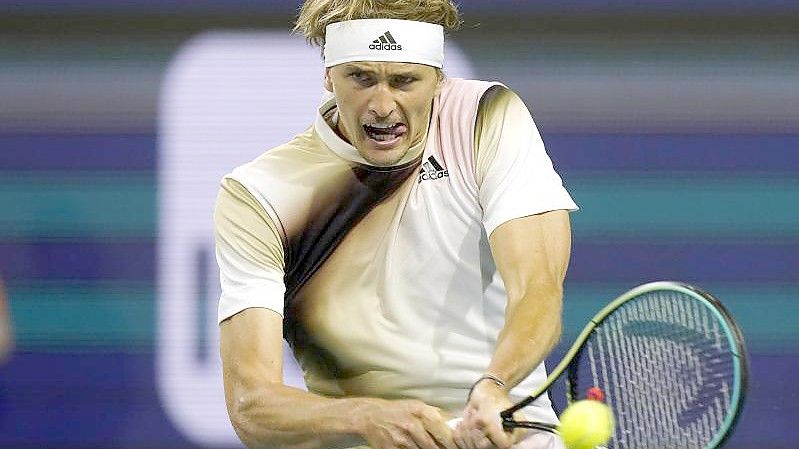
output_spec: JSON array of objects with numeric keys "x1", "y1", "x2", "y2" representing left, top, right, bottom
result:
[{"x1": 1, "y1": 1, "x2": 797, "y2": 448}]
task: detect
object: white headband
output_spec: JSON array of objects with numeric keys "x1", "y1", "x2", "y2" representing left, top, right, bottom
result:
[{"x1": 323, "y1": 19, "x2": 444, "y2": 68}]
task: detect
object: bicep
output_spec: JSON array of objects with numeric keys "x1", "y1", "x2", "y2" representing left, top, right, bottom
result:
[
  {"x1": 220, "y1": 308, "x2": 285, "y2": 403},
  {"x1": 488, "y1": 210, "x2": 571, "y2": 304}
]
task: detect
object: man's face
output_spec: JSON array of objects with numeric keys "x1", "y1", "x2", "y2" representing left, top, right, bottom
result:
[{"x1": 325, "y1": 61, "x2": 441, "y2": 166}]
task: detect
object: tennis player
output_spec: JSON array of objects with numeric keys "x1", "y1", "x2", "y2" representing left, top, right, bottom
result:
[{"x1": 216, "y1": 1, "x2": 577, "y2": 448}]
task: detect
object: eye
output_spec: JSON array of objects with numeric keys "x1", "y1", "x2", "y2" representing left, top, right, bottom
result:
[
  {"x1": 391, "y1": 75, "x2": 416, "y2": 87},
  {"x1": 349, "y1": 71, "x2": 375, "y2": 85}
]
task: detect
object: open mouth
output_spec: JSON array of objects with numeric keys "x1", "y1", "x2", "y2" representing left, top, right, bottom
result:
[{"x1": 363, "y1": 123, "x2": 408, "y2": 143}]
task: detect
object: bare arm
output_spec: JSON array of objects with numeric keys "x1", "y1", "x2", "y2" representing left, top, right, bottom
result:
[
  {"x1": 221, "y1": 307, "x2": 457, "y2": 449},
  {"x1": 221, "y1": 307, "x2": 359, "y2": 449},
  {"x1": 454, "y1": 210, "x2": 571, "y2": 449},
  {"x1": 485, "y1": 209, "x2": 570, "y2": 386}
]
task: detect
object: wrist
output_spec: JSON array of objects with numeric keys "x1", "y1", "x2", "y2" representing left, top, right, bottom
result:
[
  {"x1": 347, "y1": 397, "x2": 384, "y2": 441},
  {"x1": 467, "y1": 373, "x2": 507, "y2": 403},
  {"x1": 346, "y1": 397, "x2": 370, "y2": 436}
]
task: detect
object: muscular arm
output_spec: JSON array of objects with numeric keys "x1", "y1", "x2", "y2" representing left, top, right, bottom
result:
[
  {"x1": 220, "y1": 308, "x2": 361, "y2": 449},
  {"x1": 221, "y1": 308, "x2": 457, "y2": 449},
  {"x1": 470, "y1": 85, "x2": 575, "y2": 392},
  {"x1": 216, "y1": 180, "x2": 362, "y2": 449},
  {"x1": 455, "y1": 211, "x2": 571, "y2": 449},
  {"x1": 455, "y1": 85, "x2": 575, "y2": 449},
  {"x1": 485, "y1": 209, "x2": 571, "y2": 388}
]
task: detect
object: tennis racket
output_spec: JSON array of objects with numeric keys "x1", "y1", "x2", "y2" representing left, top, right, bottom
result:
[{"x1": 500, "y1": 281, "x2": 748, "y2": 449}]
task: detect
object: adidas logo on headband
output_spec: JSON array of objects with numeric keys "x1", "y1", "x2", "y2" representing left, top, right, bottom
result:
[{"x1": 369, "y1": 31, "x2": 403, "y2": 51}]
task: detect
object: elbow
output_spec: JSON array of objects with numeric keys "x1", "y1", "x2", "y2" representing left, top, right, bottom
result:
[
  {"x1": 227, "y1": 395, "x2": 266, "y2": 449},
  {"x1": 228, "y1": 409, "x2": 252, "y2": 448}
]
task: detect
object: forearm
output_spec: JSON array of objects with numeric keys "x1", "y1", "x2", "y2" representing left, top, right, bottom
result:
[
  {"x1": 227, "y1": 380, "x2": 369, "y2": 449},
  {"x1": 483, "y1": 211, "x2": 571, "y2": 389},
  {"x1": 455, "y1": 287, "x2": 563, "y2": 449},
  {"x1": 221, "y1": 308, "x2": 368, "y2": 449},
  {"x1": 219, "y1": 301, "x2": 454, "y2": 449},
  {"x1": 485, "y1": 283, "x2": 563, "y2": 389}
]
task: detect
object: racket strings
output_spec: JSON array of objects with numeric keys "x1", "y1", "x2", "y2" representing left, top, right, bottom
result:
[{"x1": 575, "y1": 291, "x2": 737, "y2": 449}]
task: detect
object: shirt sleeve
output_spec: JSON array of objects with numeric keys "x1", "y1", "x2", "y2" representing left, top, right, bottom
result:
[
  {"x1": 474, "y1": 86, "x2": 578, "y2": 236},
  {"x1": 214, "y1": 177, "x2": 286, "y2": 323}
]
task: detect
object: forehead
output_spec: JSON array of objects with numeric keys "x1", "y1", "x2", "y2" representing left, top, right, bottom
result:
[{"x1": 335, "y1": 61, "x2": 436, "y2": 75}]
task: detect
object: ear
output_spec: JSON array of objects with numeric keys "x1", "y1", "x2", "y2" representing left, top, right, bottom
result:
[{"x1": 324, "y1": 68, "x2": 334, "y2": 92}]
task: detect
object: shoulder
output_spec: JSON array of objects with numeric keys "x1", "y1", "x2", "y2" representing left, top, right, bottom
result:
[
  {"x1": 433, "y1": 78, "x2": 508, "y2": 134},
  {"x1": 438, "y1": 78, "x2": 504, "y2": 105},
  {"x1": 474, "y1": 86, "x2": 535, "y2": 144},
  {"x1": 233, "y1": 127, "x2": 316, "y2": 173},
  {"x1": 477, "y1": 84, "x2": 516, "y2": 109},
  {"x1": 436, "y1": 79, "x2": 527, "y2": 126},
  {"x1": 225, "y1": 127, "x2": 332, "y2": 190},
  {"x1": 476, "y1": 85, "x2": 528, "y2": 122}
]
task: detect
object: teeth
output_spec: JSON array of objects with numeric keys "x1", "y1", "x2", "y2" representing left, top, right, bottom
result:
[{"x1": 367, "y1": 123, "x2": 395, "y2": 129}]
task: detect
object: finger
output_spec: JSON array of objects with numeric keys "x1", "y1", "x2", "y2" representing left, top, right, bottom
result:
[
  {"x1": 457, "y1": 410, "x2": 481, "y2": 449},
  {"x1": 464, "y1": 411, "x2": 511, "y2": 449},
  {"x1": 480, "y1": 416, "x2": 512, "y2": 449},
  {"x1": 459, "y1": 423, "x2": 484, "y2": 449},
  {"x1": 428, "y1": 429, "x2": 457, "y2": 449},
  {"x1": 484, "y1": 426, "x2": 512, "y2": 449},
  {"x1": 478, "y1": 435, "x2": 498, "y2": 449},
  {"x1": 405, "y1": 420, "x2": 443, "y2": 449},
  {"x1": 469, "y1": 426, "x2": 493, "y2": 449},
  {"x1": 452, "y1": 424, "x2": 467, "y2": 449},
  {"x1": 452, "y1": 420, "x2": 473, "y2": 449},
  {"x1": 423, "y1": 417, "x2": 457, "y2": 449}
]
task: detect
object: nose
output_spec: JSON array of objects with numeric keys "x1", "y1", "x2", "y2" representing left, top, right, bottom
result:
[{"x1": 368, "y1": 84, "x2": 397, "y2": 119}]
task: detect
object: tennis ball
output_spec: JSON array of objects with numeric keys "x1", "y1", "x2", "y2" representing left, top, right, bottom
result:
[{"x1": 557, "y1": 400, "x2": 614, "y2": 449}]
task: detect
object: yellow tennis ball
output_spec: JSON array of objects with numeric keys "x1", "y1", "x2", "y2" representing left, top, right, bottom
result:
[{"x1": 557, "y1": 400, "x2": 614, "y2": 449}]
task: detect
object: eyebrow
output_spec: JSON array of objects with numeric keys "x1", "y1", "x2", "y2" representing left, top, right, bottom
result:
[{"x1": 343, "y1": 64, "x2": 421, "y2": 77}]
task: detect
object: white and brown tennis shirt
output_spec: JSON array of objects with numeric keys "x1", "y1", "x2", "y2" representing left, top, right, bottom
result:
[{"x1": 214, "y1": 77, "x2": 578, "y2": 423}]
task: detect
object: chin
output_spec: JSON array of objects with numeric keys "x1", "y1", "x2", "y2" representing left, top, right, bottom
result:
[{"x1": 359, "y1": 147, "x2": 409, "y2": 167}]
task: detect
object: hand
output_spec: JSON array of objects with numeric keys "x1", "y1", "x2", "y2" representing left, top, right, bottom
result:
[
  {"x1": 353, "y1": 397, "x2": 457, "y2": 449},
  {"x1": 453, "y1": 380, "x2": 524, "y2": 449}
]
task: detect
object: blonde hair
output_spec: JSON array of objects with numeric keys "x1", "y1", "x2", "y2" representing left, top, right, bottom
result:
[{"x1": 295, "y1": 0, "x2": 462, "y2": 47}]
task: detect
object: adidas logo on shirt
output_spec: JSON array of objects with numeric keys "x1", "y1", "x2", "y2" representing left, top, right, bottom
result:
[
  {"x1": 369, "y1": 31, "x2": 402, "y2": 51},
  {"x1": 419, "y1": 156, "x2": 449, "y2": 182}
]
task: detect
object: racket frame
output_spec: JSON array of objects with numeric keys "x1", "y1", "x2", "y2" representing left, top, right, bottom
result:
[{"x1": 500, "y1": 281, "x2": 748, "y2": 449}]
